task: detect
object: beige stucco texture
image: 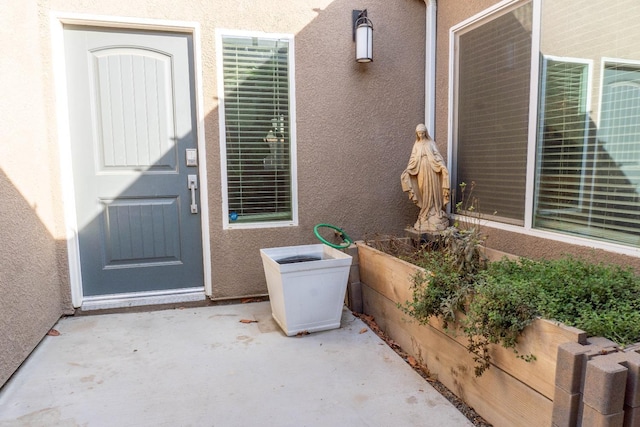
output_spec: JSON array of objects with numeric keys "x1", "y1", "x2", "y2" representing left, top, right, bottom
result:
[
  {"x1": 1, "y1": 0, "x2": 427, "y2": 386},
  {"x1": 1, "y1": 2, "x2": 73, "y2": 387},
  {"x1": 3, "y1": 0, "x2": 640, "y2": 392},
  {"x1": 203, "y1": 0, "x2": 427, "y2": 298}
]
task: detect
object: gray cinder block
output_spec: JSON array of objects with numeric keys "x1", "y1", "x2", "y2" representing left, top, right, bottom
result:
[
  {"x1": 582, "y1": 403, "x2": 624, "y2": 427},
  {"x1": 552, "y1": 386, "x2": 581, "y2": 427},
  {"x1": 583, "y1": 357, "x2": 628, "y2": 415}
]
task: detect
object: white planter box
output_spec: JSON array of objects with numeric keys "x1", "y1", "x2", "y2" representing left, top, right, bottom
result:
[{"x1": 260, "y1": 244, "x2": 352, "y2": 336}]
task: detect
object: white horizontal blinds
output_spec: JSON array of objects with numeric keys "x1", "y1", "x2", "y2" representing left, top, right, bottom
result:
[
  {"x1": 535, "y1": 61, "x2": 640, "y2": 245},
  {"x1": 600, "y1": 64, "x2": 640, "y2": 165},
  {"x1": 222, "y1": 36, "x2": 292, "y2": 223},
  {"x1": 534, "y1": 0, "x2": 640, "y2": 247},
  {"x1": 534, "y1": 58, "x2": 590, "y2": 222},
  {"x1": 455, "y1": 2, "x2": 532, "y2": 224},
  {"x1": 590, "y1": 63, "x2": 640, "y2": 244}
]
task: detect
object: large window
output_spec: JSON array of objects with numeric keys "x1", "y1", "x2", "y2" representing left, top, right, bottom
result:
[
  {"x1": 453, "y1": 1, "x2": 532, "y2": 225},
  {"x1": 452, "y1": 0, "x2": 640, "y2": 249},
  {"x1": 218, "y1": 32, "x2": 297, "y2": 228},
  {"x1": 535, "y1": 1, "x2": 640, "y2": 247},
  {"x1": 534, "y1": 57, "x2": 591, "y2": 224}
]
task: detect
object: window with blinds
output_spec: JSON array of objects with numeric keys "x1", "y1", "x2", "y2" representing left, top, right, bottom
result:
[
  {"x1": 454, "y1": 1, "x2": 532, "y2": 224},
  {"x1": 220, "y1": 34, "x2": 295, "y2": 226},
  {"x1": 535, "y1": 60, "x2": 640, "y2": 246},
  {"x1": 534, "y1": 0, "x2": 640, "y2": 247},
  {"x1": 534, "y1": 58, "x2": 590, "y2": 218},
  {"x1": 453, "y1": 0, "x2": 640, "y2": 249}
]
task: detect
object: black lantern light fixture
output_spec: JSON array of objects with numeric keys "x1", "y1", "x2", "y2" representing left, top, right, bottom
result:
[{"x1": 353, "y1": 9, "x2": 373, "y2": 63}]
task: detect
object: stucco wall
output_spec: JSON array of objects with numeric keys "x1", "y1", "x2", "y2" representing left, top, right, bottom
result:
[
  {"x1": 435, "y1": 0, "x2": 640, "y2": 271},
  {"x1": 207, "y1": 0, "x2": 427, "y2": 298},
  {"x1": 0, "y1": 0, "x2": 427, "y2": 385},
  {"x1": 5, "y1": 0, "x2": 639, "y2": 392},
  {"x1": 47, "y1": 0, "x2": 425, "y2": 300},
  {"x1": 2, "y1": 0, "x2": 426, "y2": 359},
  {"x1": 0, "y1": 2, "x2": 73, "y2": 387},
  {"x1": 483, "y1": 225, "x2": 640, "y2": 273}
]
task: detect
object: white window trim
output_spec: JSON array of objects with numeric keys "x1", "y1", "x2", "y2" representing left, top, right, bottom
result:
[
  {"x1": 524, "y1": 0, "x2": 543, "y2": 228},
  {"x1": 597, "y1": 56, "x2": 640, "y2": 132},
  {"x1": 535, "y1": 55, "x2": 594, "y2": 215},
  {"x1": 216, "y1": 29, "x2": 299, "y2": 230},
  {"x1": 448, "y1": 0, "x2": 536, "y2": 224},
  {"x1": 598, "y1": 57, "x2": 640, "y2": 166},
  {"x1": 448, "y1": 0, "x2": 640, "y2": 257}
]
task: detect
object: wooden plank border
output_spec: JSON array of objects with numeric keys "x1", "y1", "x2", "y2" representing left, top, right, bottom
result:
[{"x1": 356, "y1": 241, "x2": 586, "y2": 427}]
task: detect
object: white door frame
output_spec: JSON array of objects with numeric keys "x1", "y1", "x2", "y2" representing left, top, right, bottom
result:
[{"x1": 51, "y1": 12, "x2": 212, "y2": 309}]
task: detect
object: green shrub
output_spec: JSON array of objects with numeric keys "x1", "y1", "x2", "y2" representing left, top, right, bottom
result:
[
  {"x1": 486, "y1": 257, "x2": 640, "y2": 346},
  {"x1": 463, "y1": 272, "x2": 539, "y2": 375},
  {"x1": 400, "y1": 246, "x2": 640, "y2": 376},
  {"x1": 389, "y1": 182, "x2": 640, "y2": 375},
  {"x1": 403, "y1": 250, "x2": 472, "y2": 328}
]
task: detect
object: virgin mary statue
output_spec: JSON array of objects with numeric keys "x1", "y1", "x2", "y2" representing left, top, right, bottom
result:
[{"x1": 401, "y1": 124, "x2": 450, "y2": 232}]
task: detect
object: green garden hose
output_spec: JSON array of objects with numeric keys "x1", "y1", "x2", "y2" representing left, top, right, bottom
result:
[{"x1": 314, "y1": 223, "x2": 353, "y2": 249}]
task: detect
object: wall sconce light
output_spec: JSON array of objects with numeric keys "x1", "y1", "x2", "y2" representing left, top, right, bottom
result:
[{"x1": 353, "y1": 9, "x2": 373, "y2": 63}]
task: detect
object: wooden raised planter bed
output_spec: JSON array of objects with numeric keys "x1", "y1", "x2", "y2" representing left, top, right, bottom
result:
[{"x1": 356, "y1": 241, "x2": 586, "y2": 427}]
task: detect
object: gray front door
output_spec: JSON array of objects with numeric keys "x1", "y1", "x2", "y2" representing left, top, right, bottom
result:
[{"x1": 64, "y1": 26, "x2": 204, "y2": 297}]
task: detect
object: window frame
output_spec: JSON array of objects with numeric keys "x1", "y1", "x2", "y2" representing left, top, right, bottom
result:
[
  {"x1": 534, "y1": 55, "x2": 593, "y2": 218},
  {"x1": 448, "y1": 0, "x2": 640, "y2": 257},
  {"x1": 598, "y1": 57, "x2": 640, "y2": 164},
  {"x1": 449, "y1": 0, "x2": 534, "y2": 226},
  {"x1": 216, "y1": 29, "x2": 298, "y2": 230}
]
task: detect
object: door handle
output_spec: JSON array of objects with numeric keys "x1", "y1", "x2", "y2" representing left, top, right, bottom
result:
[{"x1": 188, "y1": 175, "x2": 198, "y2": 214}]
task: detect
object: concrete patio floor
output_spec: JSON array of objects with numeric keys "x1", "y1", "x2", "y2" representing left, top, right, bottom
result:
[{"x1": 0, "y1": 301, "x2": 473, "y2": 427}]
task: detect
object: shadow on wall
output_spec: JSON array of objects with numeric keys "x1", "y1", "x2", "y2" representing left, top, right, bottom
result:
[
  {"x1": 536, "y1": 114, "x2": 640, "y2": 246},
  {"x1": 60, "y1": 0, "x2": 427, "y2": 304},
  {"x1": 208, "y1": 1, "x2": 428, "y2": 298},
  {"x1": 0, "y1": 169, "x2": 71, "y2": 388}
]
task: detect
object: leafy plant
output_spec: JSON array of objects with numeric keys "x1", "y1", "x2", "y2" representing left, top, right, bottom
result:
[
  {"x1": 486, "y1": 257, "x2": 640, "y2": 347},
  {"x1": 400, "y1": 250, "x2": 640, "y2": 376},
  {"x1": 403, "y1": 250, "x2": 473, "y2": 329},
  {"x1": 390, "y1": 182, "x2": 640, "y2": 376},
  {"x1": 463, "y1": 270, "x2": 539, "y2": 375},
  {"x1": 448, "y1": 181, "x2": 489, "y2": 279}
]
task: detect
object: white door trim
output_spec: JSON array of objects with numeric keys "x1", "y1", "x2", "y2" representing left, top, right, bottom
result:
[{"x1": 51, "y1": 12, "x2": 212, "y2": 308}]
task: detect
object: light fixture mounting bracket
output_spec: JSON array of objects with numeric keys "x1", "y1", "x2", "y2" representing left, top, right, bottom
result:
[{"x1": 352, "y1": 9, "x2": 367, "y2": 41}]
